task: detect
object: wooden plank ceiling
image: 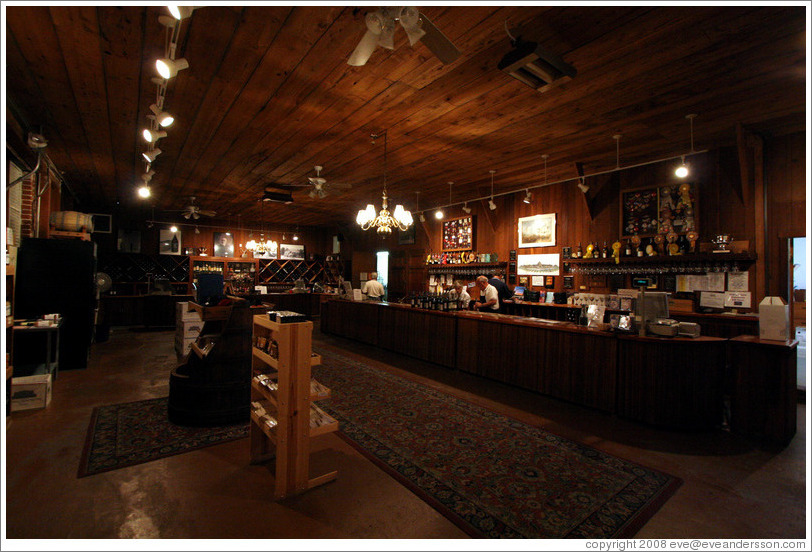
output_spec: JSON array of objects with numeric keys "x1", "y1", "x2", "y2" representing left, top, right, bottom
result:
[{"x1": 4, "y1": 5, "x2": 806, "y2": 230}]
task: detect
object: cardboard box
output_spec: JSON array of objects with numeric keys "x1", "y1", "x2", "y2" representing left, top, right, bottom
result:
[
  {"x1": 759, "y1": 296, "x2": 790, "y2": 341},
  {"x1": 176, "y1": 319, "x2": 203, "y2": 339},
  {"x1": 176, "y1": 302, "x2": 202, "y2": 323},
  {"x1": 175, "y1": 335, "x2": 196, "y2": 357},
  {"x1": 11, "y1": 374, "x2": 52, "y2": 411}
]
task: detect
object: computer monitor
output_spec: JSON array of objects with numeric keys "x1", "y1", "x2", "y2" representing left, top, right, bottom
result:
[
  {"x1": 513, "y1": 286, "x2": 525, "y2": 298},
  {"x1": 634, "y1": 291, "x2": 670, "y2": 325}
]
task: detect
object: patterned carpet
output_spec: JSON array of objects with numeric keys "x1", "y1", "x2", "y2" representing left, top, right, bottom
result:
[
  {"x1": 79, "y1": 347, "x2": 680, "y2": 538},
  {"x1": 78, "y1": 396, "x2": 248, "y2": 478},
  {"x1": 312, "y1": 347, "x2": 681, "y2": 539}
]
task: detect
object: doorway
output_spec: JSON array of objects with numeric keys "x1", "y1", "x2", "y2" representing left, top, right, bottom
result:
[
  {"x1": 790, "y1": 237, "x2": 806, "y2": 391},
  {"x1": 376, "y1": 251, "x2": 389, "y2": 301}
]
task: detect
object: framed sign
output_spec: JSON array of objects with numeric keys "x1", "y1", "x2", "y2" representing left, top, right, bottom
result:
[
  {"x1": 621, "y1": 183, "x2": 698, "y2": 238},
  {"x1": 159, "y1": 229, "x2": 181, "y2": 255},
  {"x1": 280, "y1": 243, "x2": 305, "y2": 260},
  {"x1": 441, "y1": 215, "x2": 474, "y2": 251},
  {"x1": 517, "y1": 253, "x2": 560, "y2": 276},
  {"x1": 398, "y1": 224, "x2": 416, "y2": 245},
  {"x1": 657, "y1": 182, "x2": 697, "y2": 235},
  {"x1": 518, "y1": 213, "x2": 556, "y2": 248}
]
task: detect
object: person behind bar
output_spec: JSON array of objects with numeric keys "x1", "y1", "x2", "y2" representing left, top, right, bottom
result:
[
  {"x1": 454, "y1": 280, "x2": 472, "y2": 310},
  {"x1": 488, "y1": 272, "x2": 513, "y2": 313},
  {"x1": 361, "y1": 272, "x2": 385, "y2": 301},
  {"x1": 473, "y1": 275, "x2": 499, "y2": 312}
]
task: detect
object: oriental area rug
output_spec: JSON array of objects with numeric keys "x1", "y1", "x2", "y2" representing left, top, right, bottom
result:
[{"x1": 79, "y1": 348, "x2": 681, "y2": 538}]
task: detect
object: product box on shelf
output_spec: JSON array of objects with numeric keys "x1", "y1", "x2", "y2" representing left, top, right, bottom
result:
[
  {"x1": 176, "y1": 319, "x2": 203, "y2": 339},
  {"x1": 175, "y1": 335, "x2": 196, "y2": 357},
  {"x1": 11, "y1": 373, "x2": 52, "y2": 411}
]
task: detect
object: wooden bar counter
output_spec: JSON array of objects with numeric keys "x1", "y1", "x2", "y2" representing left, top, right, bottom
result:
[{"x1": 320, "y1": 300, "x2": 731, "y2": 429}]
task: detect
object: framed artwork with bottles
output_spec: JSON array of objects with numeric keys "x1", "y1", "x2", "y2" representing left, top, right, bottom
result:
[
  {"x1": 441, "y1": 215, "x2": 474, "y2": 252},
  {"x1": 159, "y1": 229, "x2": 181, "y2": 255}
]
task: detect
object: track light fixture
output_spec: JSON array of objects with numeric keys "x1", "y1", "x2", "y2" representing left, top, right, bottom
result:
[
  {"x1": 142, "y1": 148, "x2": 162, "y2": 163},
  {"x1": 523, "y1": 189, "x2": 532, "y2": 204},
  {"x1": 168, "y1": 5, "x2": 196, "y2": 20},
  {"x1": 149, "y1": 104, "x2": 174, "y2": 127},
  {"x1": 170, "y1": 225, "x2": 178, "y2": 233},
  {"x1": 138, "y1": 184, "x2": 151, "y2": 198},
  {"x1": 195, "y1": 225, "x2": 200, "y2": 234},
  {"x1": 156, "y1": 57, "x2": 189, "y2": 79},
  {"x1": 142, "y1": 128, "x2": 167, "y2": 143},
  {"x1": 577, "y1": 178, "x2": 590, "y2": 194},
  {"x1": 462, "y1": 202, "x2": 471, "y2": 214},
  {"x1": 675, "y1": 156, "x2": 689, "y2": 178},
  {"x1": 142, "y1": 169, "x2": 155, "y2": 182},
  {"x1": 435, "y1": 210, "x2": 444, "y2": 220}
]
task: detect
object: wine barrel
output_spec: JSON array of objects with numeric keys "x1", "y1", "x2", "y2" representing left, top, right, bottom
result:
[{"x1": 49, "y1": 211, "x2": 94, "y2": 233}]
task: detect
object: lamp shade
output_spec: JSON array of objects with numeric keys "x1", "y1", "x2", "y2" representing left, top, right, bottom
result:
[
  {"x1": 142, "y1": 129, "x2": 167, "y2": 143},
  {"x1": 149, "y1": 104, "x2": 175, "y2": 127},
  {"x1": 142, "y1": 148, "x2": 162, "y2": 163}
]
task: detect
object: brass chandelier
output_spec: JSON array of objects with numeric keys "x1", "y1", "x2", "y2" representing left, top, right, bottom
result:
[{"x1": 356, "y1": 131, "x2": 413, "y2": 234}]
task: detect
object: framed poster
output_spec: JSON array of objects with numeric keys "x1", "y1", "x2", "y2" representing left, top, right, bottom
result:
[
  {"x1": 518, "y1": 213, "x2": 556, "y2": 248},
  {"x1": 398, "y1": 224, "x2": 416, "y2": 245},
  {"x1": 253, "y1": 241, "x2": 278, "y2": 260},
  {"x1": 620, "y1": 188, "x2": 658, "y2": 237},
  {"x1": 159, "y1": 229, "x2": 181, "y2": 255},
  {"x1": 441, "y1": 215, "x2": 474, "y2": 251},
  {"x1": 517, "y1": 253, "x2": 560, "y2": 276},
  {"x1": 213, "y1": 232, "x2": 234, "y2": 257},
  {"x1": 280, "y1": 243, "x2": 305, "y2": 260}
]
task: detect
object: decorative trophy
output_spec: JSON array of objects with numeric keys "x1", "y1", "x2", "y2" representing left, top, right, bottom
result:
[
  {"x1": 686, "y1": 230, "x2": 699, "y2": 254},
  {"x1": 712, "y1": 234, "x2": 732, "y2": 253}
]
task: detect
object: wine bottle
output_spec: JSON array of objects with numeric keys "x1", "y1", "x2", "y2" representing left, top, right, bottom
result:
[{"x1": 171, "y1": 234, "x2": 179, "y2": 253}]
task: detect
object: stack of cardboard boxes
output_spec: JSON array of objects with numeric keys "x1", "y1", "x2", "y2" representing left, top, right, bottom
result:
[{"x1": 175, "y1": 302, "x2": 203, "y2": 358}]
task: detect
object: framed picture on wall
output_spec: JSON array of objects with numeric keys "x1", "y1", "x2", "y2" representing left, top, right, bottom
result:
[
  {"x1": 280, "y1": 243, "x2": 305, "y2": 260},
  {"x1": 620, "y1": 187, "x2": 658, "y2": 237},
  {"x1": 657, "y1": 182, "x2": 697, "y2": 235},
  {"x1": 518, "y1": 213, "x2": 556, "y2": 248},
  {"x1": 516, "y1": 253, "x2": 560, "y2": 276},
  {"x1": 213, "y1": 232, "x2": 234, "y2": 257},
  {"x1": 398, "y1": 224, "x2": 416, "y2": 245},
  {"x1": 159, "y1": 229, "x2": 181, "y2": 255}
]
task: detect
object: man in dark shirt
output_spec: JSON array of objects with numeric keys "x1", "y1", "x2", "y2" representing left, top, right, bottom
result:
[{"x1": 488, "y1": 273, "x2": 513, "y2": 313}]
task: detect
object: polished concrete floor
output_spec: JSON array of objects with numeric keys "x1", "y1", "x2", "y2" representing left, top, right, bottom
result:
[{"x1": 3, "y1": 324, "x2": 809, "y2": 542}]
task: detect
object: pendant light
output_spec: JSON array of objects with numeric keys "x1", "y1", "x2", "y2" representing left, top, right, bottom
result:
[
  {"x1": 675, "y1": 114, "x2": 697, "y2": 178},
  {"x1": 488, "y1": 170, "x2": 497, "y2": 210},
  {"x1": 356, "y1": 131, "x2": 413, "y2": 233}
]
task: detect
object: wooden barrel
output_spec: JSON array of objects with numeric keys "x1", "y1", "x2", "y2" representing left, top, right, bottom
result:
[{"x1": 49, "y1": 211, "x2": 94, "y2": 232}]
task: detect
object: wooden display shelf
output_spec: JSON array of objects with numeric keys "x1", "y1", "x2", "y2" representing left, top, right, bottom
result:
[
  {"x1": 252, "y1": 376, "x2": 331, "y2": 404},
  {"x1": 251, "y1": 408, "x2": 278, "y2": 444},
  {"x1": 252, "y1": 347, "x2": 279, "y2": 370},
  {"x1": 311, "y1": 352, "x2": 321, "y2": 367},
  {"x1": 309, "y1": 403, "x2": 339, "y2": 437}
]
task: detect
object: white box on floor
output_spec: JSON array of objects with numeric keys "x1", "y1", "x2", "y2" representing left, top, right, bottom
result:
[
  {"x1": 175, "y1": 335, "x2": 196, "y2": 357},
  {"x1": 176, "y1": 319, "x2": 203, "y2": 339},
  {"x1": 11, "y1": 374, "x2": 52, "y2": 411},
  {"x1": 176, "y1": 302, "x2": 202, "y2": 323}
]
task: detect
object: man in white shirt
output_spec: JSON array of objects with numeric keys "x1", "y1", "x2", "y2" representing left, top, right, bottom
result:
[
  {"x1": 473, "y1": 275, "x2": 499, "y2": 311},
  {"x1": 454, "y1": 280, "x2": 472, "y2": 310},
  {"x1": 361, "y1": 272, "x2": 385, "y2": 301}
]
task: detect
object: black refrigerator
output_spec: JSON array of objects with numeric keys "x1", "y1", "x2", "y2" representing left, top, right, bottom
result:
[{"x1": 15, "y1": 237, "x2": 97, "y2": 371}]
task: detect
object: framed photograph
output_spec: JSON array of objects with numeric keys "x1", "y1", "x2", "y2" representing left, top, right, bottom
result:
[
  {"x1": 563, "y1": 276, "x2": 574, "y2": 289},
  {"x1": 518, "y1": 213, "x2": 556, "y2": 248},
  {"x1": 253, "y1": 242, "x2": 277, "y2": 260},
  {"x1": 398, "y1": 224, "x2": 416, "y2": 245},
  {"x1": 620, "y1": 187, "x2": 658, "y2": 237},
  {"x1": 545, "y1": 276, "x2": 555, "y2": 289},
  {"x1": 159, "y1": 229, "x2": 181, "y2": 255},
  {"x1": 516, "y1": 253, "x2": 560, "y2": 276},
  {"x1": 213, "y1": 232, "x2": 234, "y2": 258},
  {"x1": 280, "y1": 243, "x2": 305, "y2": 260},
  {"x1": 518, "y1": 276, "x2": 529, "y2": 286}
]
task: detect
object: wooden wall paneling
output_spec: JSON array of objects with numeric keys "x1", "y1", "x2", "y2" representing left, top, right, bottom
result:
[
  {"x1": 475, "y1": 320, "x2": 503, "y2": 380},
  {"x1": 455, "y1": 317, "x2": 479, "y2": 374},
  {"x1": 408, "y1": 309, "x2": 431, "y2": 362},
  {"x1": 427, "y1": 314, "x2": 456, "y2": 369},
  {"x1": 513, "y1": 326, "x2": 539, "y2": 391},
  {"x1": 569, "y1": 334, "x2": 617, "y2": 412}
]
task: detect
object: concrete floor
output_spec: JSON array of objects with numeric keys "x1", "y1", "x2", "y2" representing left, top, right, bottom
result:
[{"x1": 3, "y1": 325, "x2": 808, "y2": 543}]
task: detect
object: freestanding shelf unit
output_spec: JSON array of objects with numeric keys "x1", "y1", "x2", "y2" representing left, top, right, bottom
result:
[{"x1": 250, "y1": 314, "x2": 338, "y2": 499}]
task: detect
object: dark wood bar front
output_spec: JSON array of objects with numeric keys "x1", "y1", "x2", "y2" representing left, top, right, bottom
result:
[{"x1": 321, "y1": 299, "x2": 794, "y2": 439}]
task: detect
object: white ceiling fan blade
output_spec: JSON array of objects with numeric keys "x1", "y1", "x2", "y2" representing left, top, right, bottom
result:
[
  {"x1": 308, "y1": 189, "x2": 317, "y2": 199},
  {"x1": 348, "y1": 29, "x2": 380, "y2": 66},
  {"x1": 183, "y1": 212, "x2": 192, "y2": 219},
  {"x1": 330, "y1": 182, "x2": 352, "y2": 189},
  {"x1": 192, "y1": 212, "x2": 200, "y2": 220},
  {"x1": 417, "y1": 12, "x2": 461, "y2": 64},
  {"x1": 198, "y1": 210, "x2": 217, "y2": 217},
  {"x1": 377, "y1": 23, "x2": 395, "y2": 50},
  {"x1": 308, "y1": 177, "x2": 327, "y2": 186}
]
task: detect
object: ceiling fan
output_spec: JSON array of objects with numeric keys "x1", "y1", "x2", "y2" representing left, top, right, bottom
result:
[
  {"x1": 167, "y1": 196, "x2": 217, "y2": 219},
  {"x1": 287, "y1": 166, "x2": 352, "y2": 199},
  {"x1": 347, "y1": 7, "x2": 461, "y2": 67}
]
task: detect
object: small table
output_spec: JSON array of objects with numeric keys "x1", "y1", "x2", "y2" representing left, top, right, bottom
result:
[{"x1": 12, "y1": 319, "x2": 63, "y2": 379}]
